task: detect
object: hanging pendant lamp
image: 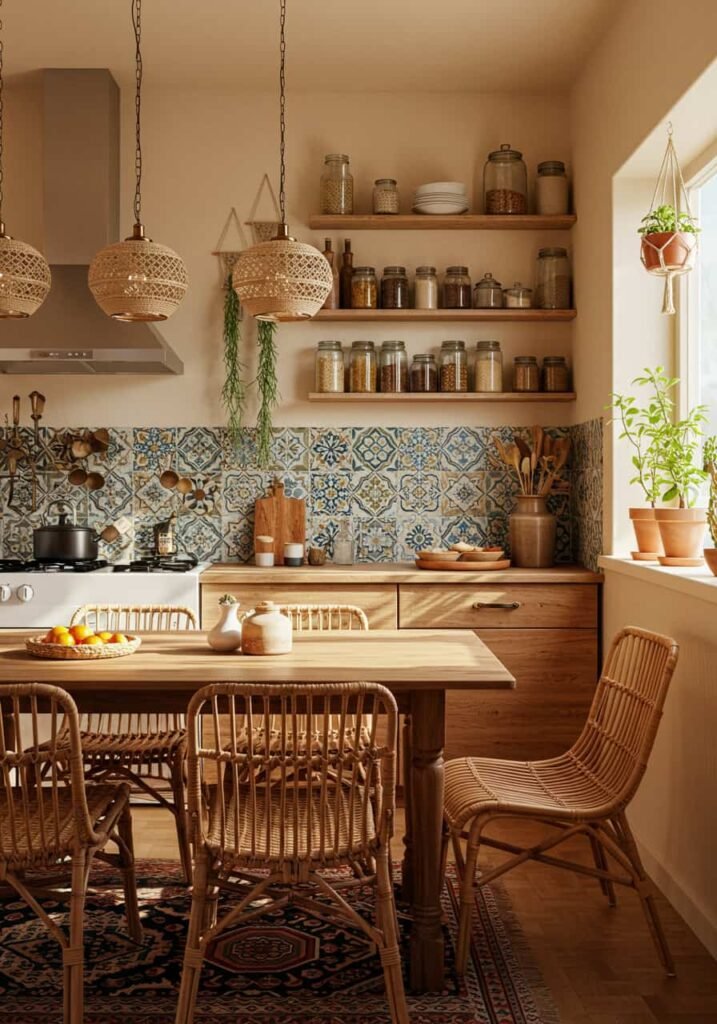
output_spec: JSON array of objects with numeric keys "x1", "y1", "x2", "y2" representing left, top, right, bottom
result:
[
  {"x1": 88, "y1": 0, "x2": 187, "y2": 321},
  {"x1": 233, "y1": 0, "x2": 332, "y2": 321},
  {"x1": 0, "y1": 0, "x2": 51, "y2": 318}
]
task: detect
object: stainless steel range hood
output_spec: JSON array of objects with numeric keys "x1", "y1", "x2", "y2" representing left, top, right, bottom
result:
[{"x1": 0, "y1": 69, "x2": 183, "y2": 375}]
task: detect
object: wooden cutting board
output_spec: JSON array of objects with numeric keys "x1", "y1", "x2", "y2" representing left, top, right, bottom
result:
[{"x1": 254, "y1": 479, "x2": 306, "y2": 565}]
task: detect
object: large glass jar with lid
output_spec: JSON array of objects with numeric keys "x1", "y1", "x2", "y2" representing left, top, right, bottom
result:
[
  {"x1": 484, "y1": 143, "x2": 528, "y2": 214},
  {"x1": 474, "y1": 340, "x2": 503, "y2": 392},
  {"x1": 536, "y1": 161, "x2": 569, "y2": 215},
  {"x1": 410, "y1": 354, "x2": 438, "y2": 392},
  {"x1": 379, "y1": 340, "x2": 408, "y2": 393},
  {"x1": 414, "y1": 266, "x2": 438, "y2": 309},
  {"x1": 535, "y1": 247, "x2": 571, "y2": 309},
  {"x1": 380, "y1": 266, "x2": 409, "y2": 309},
  {"x1": 314, "y1": 341, "x2": 344, "y2": 393},
  {"x1": 542, "y1": 356, "x2": 570, "y2": 392},
  {"x1": 473, "y1": 272, "x2": 503, "y2": 309},
  {"x1": 350, "y1": 341, "x2": 377, "y2": 393},
  {"x1": 439, "y1": 340, "x2": 468, "y2": 392},
  {"x1": 373, "y1": 178, "x2": 399, "y2": 214},
  {"x1": 504, "y1": 281, "x2": 533, "y2": 308},
  {"x1": 442, "y1": 266, "x2": 472, "y2": 309},
  {"x1": 320, "y1": 153, "x2": 354, "y2": 215},
  {"x1": 513, "y1": 355, "x2": 540, "y2": 392},
  {"x1": 351, "y1": 266, "x2": 378, "y2": 309}
]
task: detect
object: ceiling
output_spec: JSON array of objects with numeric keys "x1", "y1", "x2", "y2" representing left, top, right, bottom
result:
[{"x1": 5, "y1": 0, "x2": 619, "y2": 93}]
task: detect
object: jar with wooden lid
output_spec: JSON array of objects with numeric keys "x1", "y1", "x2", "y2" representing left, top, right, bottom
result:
[
  {"x1": 380, "y1": 266, "x2": 409, "y2": 309},
  {"x1": 440, "y1": 340, "x2": 468, "y2": 392},
  {"x1": 504, "y1": 281, "x2": 533, "y2": 308},
  {"x1": 320, "y1": 153, "x2": 353, "y2": 214},
  {"x1": 542, "y1": 355, "x2": 570, "y2": 392},
  {"x1": 442, "y1": 266, "x2": 472, "y2": 309},
  {"x1": 414, "y1": 266, "x2": 438, "y2": 309},
  {"x1": 473, "y1": 272, "x2": 503, "y2": 309},
  {"x1": 536, "y1": 161, "x2": 569, "y2": 215},
  {"x1": 474, "y1": 340, "x2": 503, "y2": 393},
  {"x1": 351, "y1": 266, "x2": 378, "y2": 309},
  {"x1": 513, "y1": 355, "x2": 540, "y2": 392},
  {"x1": 315, "y1": 341, "x2": 345, "y2": 393},
  {"x1": 410, "y1": 353, "x2": 438, "y2": 392},
  {"x1": 373, "y1": 178, "x2": 399, "y2": 214},
  {"x1": 484, "y1": 144, "x2": 528, "y2": 214},
  {"x1": 350, "y1": 340, "x2": 377, "y2": 393},
  {"x1": 379, "y1": 340, "x2": 409, "y2": 392},
  {"x1": 535, "y1": 247, "x2": 571, "y2": 309}
]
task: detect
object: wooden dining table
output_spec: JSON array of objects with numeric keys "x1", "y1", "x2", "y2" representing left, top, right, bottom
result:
[{"x1": 0, "y1": 628, "x2": 515, "y2": 992}]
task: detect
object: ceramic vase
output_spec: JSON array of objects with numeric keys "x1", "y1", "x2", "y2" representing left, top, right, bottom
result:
[
  {"x1": 241, "y1": 601, "x2": 292, "y2": 655},
  {"x1": 509, "y1": 494, "x2": 556, "y2": 568},
  {"x1": 207, "y1": 598, "x2": 242, "y2": 652}
]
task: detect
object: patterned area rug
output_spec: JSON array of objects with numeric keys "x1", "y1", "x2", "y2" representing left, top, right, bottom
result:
[{"x1": 0, "y1": 861, "x2": 559, "y2": 1023}]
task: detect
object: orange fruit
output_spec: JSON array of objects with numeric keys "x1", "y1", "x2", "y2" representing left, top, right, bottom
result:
[
  {"x1": 81, "y1": 635, "x2": 103, "y2": 646},
  {"x1": 56, "y1": 633, "x2": 76, "y2": 647},
  {"x1": 50, "y1": 625, "x2": 70, "y2": 637},
  {"x1": 70, "y1": 624, "x2": 93, "y2": 642},
  {"x1": 97, "y1": 631, "x2": 113, "y2": 642},
  {"x1": 109, "y1": 633, "x2": 128, "y2": 645}
]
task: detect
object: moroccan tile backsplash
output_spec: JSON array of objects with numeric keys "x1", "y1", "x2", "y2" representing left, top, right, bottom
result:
[{"x1": 0, "y1": 420, "x2": 603, "y2": 571}]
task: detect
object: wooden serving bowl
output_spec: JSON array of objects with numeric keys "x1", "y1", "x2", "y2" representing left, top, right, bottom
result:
[
  {"x1": 25, "y1": 635, "x2": 142, "y2": 660},
  {"x1": 417, "y1": 550, "x2": 462, "y2": 562},
  {"x1": 459, "y1": 549, "x2": 506, "y2": 562}
]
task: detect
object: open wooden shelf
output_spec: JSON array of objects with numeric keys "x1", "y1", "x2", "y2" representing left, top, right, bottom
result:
[
  {"x1": 309, "y1": 213, "x2": 576, "y2": 231},
  {"x1": 308, "y1": 392, "x2": 576, "y2": 404},
  {"x1": 313, "y1": 308, "x2": 576, "y2": 323}
]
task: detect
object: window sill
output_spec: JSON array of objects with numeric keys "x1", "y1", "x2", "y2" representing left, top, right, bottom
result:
[{"x1": 598, "y1": 555, "x2": 717, "y2": 607}]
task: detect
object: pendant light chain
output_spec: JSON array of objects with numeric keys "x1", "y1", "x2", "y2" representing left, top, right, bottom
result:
[
  {"x1": 0, "y1": 0, "x2": 5, "y2": 228},
  {"x1": 133, "y1": 0, "x2": 143, "y2": 227},
  {"x1": 278, "y1": 0, "x2": 286, "y2": 225}
]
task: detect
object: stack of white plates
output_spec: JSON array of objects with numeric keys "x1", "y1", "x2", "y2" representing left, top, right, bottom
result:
[{"x1": 412, "y1": 181, "x2": 468, "y2": 215}]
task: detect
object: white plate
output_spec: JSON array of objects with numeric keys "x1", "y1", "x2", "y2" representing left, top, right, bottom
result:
[
  {"x1": 412, "y1": 204, "x2": 469, "y2": 215},
  {"x1": 415, "y1": 181, "x2": 467, "y2": 195}
]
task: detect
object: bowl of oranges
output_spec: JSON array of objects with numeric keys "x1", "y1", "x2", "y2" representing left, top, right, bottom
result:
[{"x1": 26, "y1": 624, "x2": 142, "y2": 660}]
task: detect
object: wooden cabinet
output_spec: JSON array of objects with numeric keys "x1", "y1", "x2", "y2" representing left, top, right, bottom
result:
[
  {"x1": 399, "y1": 583, "x2": 596, "y2": 630},
  {"x1": 202, "y1": 582, "x2": 397, "y2": 630}
]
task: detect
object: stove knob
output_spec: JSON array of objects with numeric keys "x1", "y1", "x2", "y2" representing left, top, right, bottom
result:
[
  {"x1": 16, "y1": 584, "x2": 34, "y2": 603},
  {"x1": 0, "y1": 584, "x2": 11, "y2": 602}
]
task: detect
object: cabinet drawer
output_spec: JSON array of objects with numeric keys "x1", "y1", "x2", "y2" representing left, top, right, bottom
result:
[
  {"x1": 399, "y1": 583, "x2": 597, "y2": 629},
  {"x1": 201, "y1": 583, "x2": 397, "y2": 630}
]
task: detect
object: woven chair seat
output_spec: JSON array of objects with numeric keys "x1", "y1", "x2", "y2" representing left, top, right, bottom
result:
[{"x1": 78, "y1": 728, "x2": 186, "y2": 762}]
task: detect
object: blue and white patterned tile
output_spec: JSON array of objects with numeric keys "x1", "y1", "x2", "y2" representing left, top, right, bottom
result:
[
  {"x1": 223, "y1": 427, "x2": 258, "y2": 471},
  {"x1": 485, "y1": 512, "x2": 510, "y2": 552},
  {"x1": 310, "y1": 428, "x2": 352, "y2": 471},
  {"x1": 132, "y1": 472, "x2": 176, "y2": 517},
  {"x1": 442, "y1": 427, "x2": 490, "y2": 472},
  {"x1": 309, "y1": 516, "x2": 344, "y2": 559},
  {"x1": 282, "y1": 473, "x2": 309, "y2": 501},
  {"x1": 351, "y1": 470, "x2": 397, "y2": 518},
  {"x1": 104, "y1": 428, "x2": 133, "y2": 470},
  {"x1": 177, "y1": 514, "x2": 223, "y2": 562},
  {"x1": 484, "y1": 470, "x2": 519, "y2": 515},
  {"x1": 271, "y1": 427, "x2": 310, "y2": 472},
  {"x1": 397, "y1": 471, "x2": 441, "y2": 514},
  {"x1": 310, "y1": 472, "x2": 352, "y2": 518},
  {"x1": 222, "y1": 516, "x2": 254, "y2": 563},
  {"x1": 555, "y1": 517, "x2": 573, "y2": 564},
  {"x1": 133, "y1": 428, "x2": 176, "y2": 471},
  {"x1": 355, "y1": 517, "x2": 398, "y2": 563},
  {"x1": 222, "y1": 470, "x2": 267, "y2": 517},
  {"x1": 176, "y1": 427, "x2": 222, "y2": 474},
  {"x1": 440, "y1": 516, "x2": 488, "y2": 549},
  {"x1": 397, "y1": 515, "x2": 441, "y2": 560},
  {"x1": 2, "y1": 519, "x2": 33, "y2": 560},
  {"x1": 132, "y1": 517, "x2": 158, "y2": 557},
  {"x1": 396, "y1": 427, "x2": 443, "y2": 471},
  {"x1": 440, "y1": 472, "x2": 486, "y2": 517},
  {"x1": 88, "y1": 470, "x2": 134, "y2": 521},
  {"x1": 183, "y1": 473, "x2": 223, "y2": 516},
  {"x1": 352, "y1": 427, "x2": 398, "y2": 472}
]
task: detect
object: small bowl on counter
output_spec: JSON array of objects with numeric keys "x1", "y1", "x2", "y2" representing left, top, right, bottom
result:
[
  {"x1": 417, "y1": 549, "x2": 462, "y2": 562},
  {"x1": 459, "y1": 548, "x2": 506, "y2": 562}
]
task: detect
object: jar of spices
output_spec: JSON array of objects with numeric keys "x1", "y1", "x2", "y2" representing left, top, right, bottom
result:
[
  {"x1": 474, "y1": 340, "x2": 503, "y2": 393},
  {"x1": 440, "y1": 340, "x2": 468, "y2": 392},
  {"x1": 504, "y1": 281, "x2": 533, "y2": 308},
  {"x1": 373, "y1": 178, "x2": 399, "y2": 215},
  {"x1": 484, "y1": 144, "x2": 528, "y2": 215},
  {"x1": 380, "y1": 266, "x2": 409, "y2": 309},
  {"x1": 473, "y1": 272, "x2": 503, "y2": 309},
  {"x1": 535, "y1": 247, "x2": 571, "y2": 309},
  {"x1": 513, "y1": 356, "x2": 540, "y2": 392},
  {"x1": 410, "y1": 353, "x2": 438, "y2": 393},
  {"x1": 315, "y1": 341, "x2": 345, "y2": 394},
  {"x1": 536, "y1": 161, "x2": 569, "y2": 216},
  {"x1": 320, "y1": 153, "x2": 354, "y2": 215},
  {"x1": 542, "y1": 356, "x2": 570, "y2": 392},
  {"x1": 351, "y1": 266, "x2": 378, "y2": 309},
  {"x1": 350, "y1": 341, "x2": 377, "y2": 393},
  {"x1": 442, "y1": 266, "x2": 472, "y2": 309},
  {"x1": 379, "y1": 340, "x2": 409, "y2": 393},
  {"x1": 414, "y1": 266, "x2": 438, "y2": 309}
]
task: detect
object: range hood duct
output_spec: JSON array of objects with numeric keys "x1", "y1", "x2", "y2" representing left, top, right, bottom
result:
[{"x1": 0, "y1": 69, "x2": 183, "y2": 375}]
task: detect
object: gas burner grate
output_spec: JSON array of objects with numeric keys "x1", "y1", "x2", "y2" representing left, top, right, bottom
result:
[
  {"x1": 112, "y1": 557, "x2": 198, "y2": 574},
  {"x1": 1, "y1": 559, "x2": 109, "y2": 573}
]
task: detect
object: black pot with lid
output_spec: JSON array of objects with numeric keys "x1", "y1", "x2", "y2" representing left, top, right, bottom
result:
[{"x1": 33, "y1": 500, "x2": 107, "y2": 563}]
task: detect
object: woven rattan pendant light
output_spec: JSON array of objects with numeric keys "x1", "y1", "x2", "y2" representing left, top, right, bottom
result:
[
  {"x1": 232, "y1": 0, "x2": 332, "y2": 321},
  {"x1": 88, "y1": 0, "x2": 187, "y2": 321},
  {"x1": 0, "y1": 0, "x2": 51, "y2": 318}
]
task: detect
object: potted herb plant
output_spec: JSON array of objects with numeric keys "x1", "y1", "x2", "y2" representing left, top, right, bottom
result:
[
  {"x1": 703, "y1": 436, "x2": 717, "y2": 575},
  {"x1": 609, "y1": 386, "x2": 664, "y2": 560},
  {"x1": 638, "y1": 204, "x2": 699, "y2": 274}
]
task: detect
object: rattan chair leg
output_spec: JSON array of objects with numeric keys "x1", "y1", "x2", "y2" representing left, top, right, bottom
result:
[
  {"x1": 376, "y1": 848, "x2": 410, "y2": 1024},
  {"x1": 455, "y1": 823, "x2": 482, "y2": 976},
  {"x1": 116, "y1": 803, "x2": 143, "y2": 943},
  {"x1": 439, "y1": 821, "x2": 450, "y2": 887},
  {"x1": 589, "y1": 829, "x2": 617, "y2": 907},
  {"x1": 170, "y1": 753, "x2": 192, "y2": 884},
  {"x1": 66, "y1": 852, "x2": 87, "y2": 1024},
  {"x1": 174, "y1": 854, "x2": 210, "y2": 1024}
]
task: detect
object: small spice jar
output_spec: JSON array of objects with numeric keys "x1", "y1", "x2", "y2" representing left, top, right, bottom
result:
[
  {"x1": 513, "y1": 355, "x2": 540, "y2": 392},
  {"x1": 442, "y1": 266, "x2": 472, "y2": 309},
  {"x1": 440, "y1": 340, "x2": 468, "y2": 392},
  {"x1": 380, "y1": 266, "x2": 409, "y2": 309},
  {"x1": 535, "y1": 247, "x2": 571, "y2": 309},
  {"x1": 350, "y1": 340, "x2": 377, "y2": 393},
  {"x1": 351, "y1": 266, "x2": 378, "y2": 309},
  {"x1": 410, "y1": 353, "x2": 438, "y2": 393},
  {"x1": 473, "y1": 272, "x2": 503, "y2": 309},
  {"x1": 414, "y1": 266, "x2": 438, "y2": 309},
  {"x1": 373, "y1": 178, "x2": 399, "y2": 214},
  {"x1": 474, "y1": 340, "x2": 503, "y2": 393},
  {"x1": 379, "y1": 340, "x2": 409, "y2": 393},
  {"x1": 504, "y1": 281, "x2": 533, "y2": 308},
  {"x1": 536, "y1": 161, "x2": 569, "y2": 216},
  {"x1": 314, "y1": 340, "x2": 345, "y2": 394},
  {"x1": 320, "y1": 153, "x2": 354, "y2": 215},
  {"x1": 484, "y1": 144, "x2": 528, "y2": 214},
  {"x1": 542, "y1": 355, "x2": 570, "y2": 392}
]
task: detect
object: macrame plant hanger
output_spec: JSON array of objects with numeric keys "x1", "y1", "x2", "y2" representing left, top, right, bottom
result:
[
  {"x1": 640, "y1": 125, "x2": 697, "y2": 315},
  {"x1": 212, "y1": 207, "x2": 249, "y2": 290}
]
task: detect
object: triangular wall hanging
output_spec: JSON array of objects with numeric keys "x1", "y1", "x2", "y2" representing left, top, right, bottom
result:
[
  {"x1": 212, "y1": 207, "x2": 249, "y2": 289},
  {"x1": 245, "y1": 173, "x2": 282, "y2": 245}
]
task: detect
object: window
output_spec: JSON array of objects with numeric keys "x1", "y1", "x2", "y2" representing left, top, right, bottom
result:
[{"x1": 689, "y1": 165, "x2": 717, "y2": 435}]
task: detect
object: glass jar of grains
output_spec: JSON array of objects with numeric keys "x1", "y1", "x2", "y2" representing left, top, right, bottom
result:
[
  {"x1": 380, "y1": 266, "x2": 409, "y2": 309},
  {"x1": 410, "y1": 353, "x2": 438, "y2": 392},
  {"x1": 315, "y1": 341, "x2": 345, "y2": 393},
  {"x1": 542, "y1": 356, "x2": 570, "y2": 392},
  {"x1": 350, "y1": 340, "x2": 377, "y2": 393},
  {"x1": 414, "y1": 266, "x2": 438, "y2": 309},
  {"x1": 351, "y1": 266, "x2": 378, "y2": 309},
  {"x1": 474, "y1": 340, "x2": 503, "y2": 393},
  {"x1": 373, "y1": 178, "x2": 399, "y2": 214},
  {"x1": 535, "y1": 247, "x2": 571, "y2": 309},
  {"x1": 320, "y1": 153, "x2": 354, "y2": 215},
  {"x1": 440, "y1": 340, "x2": 468, "y2": 392},
  {"x1": 536, "y1": 161, "x2": 569, "y2": 216},
  {"x1": 504, "y1": 281, "x2": 533, "y2": 308},
  {"x1": 473, "y1": 272, "x2": 503, "y2": 309},
  {"x1": 442, "y1": 266, "x2": 472, "y2": 309},
  {"x1": 484, "y1": 143, "x2": 528, "y2": 214},
  {"x1": 379, "y1": 340, "x2": 409, "y2": 393},
  {"x1": 513, "y1": 355, "x2": 540, "y2": 392}
]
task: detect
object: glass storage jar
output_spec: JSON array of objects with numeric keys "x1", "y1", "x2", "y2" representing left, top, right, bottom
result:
[
  {"x1": 484, "y1": 143, "x2": 528, "y2": 214},
  {"x1": 414, "y1": 266, "x2": 438, "y2": 309},
  {"x1": 379, "y1": 340, "x2": 409, "y2": 392},
  {"x1": 351, "y1": 266, "x2": 378, "y2": 309},
  {"x1": 535, "y1": 247, "x2": 571, "y2": 309},
  {"x1": 504, "y1": 281, "x2": 533, "y2": 308},
  {"x1": 474, "y1": 340, "x2": 503, "y2": 392},
  {"x1": 373, "y1": 178, "x2": 399, "y2": 214},
  {"x1": 542, "y1": 356, "x2": 570, "y2": 392},
  {"x1": 473, "y1": 272, "x2": 503, "y2": 309},
  {"x1": 320, "y1": 153, "x2": 354, "y2": 214},
  {"x1": 442, "y1": 266, "x2": 472, "y2": 309},
  {"x1": 410, "y1": 353, "x2": 438, "y2": 392},
  {"x1": 513, "y1": 355, "x2": 540, "y2": 392},
  {"x1": 314, "y1": 341, "x2": 344, "y2": 393},
  {"x1": 536, "y1": 161, "x2": 569, "y2": 215},
  {"x1": 439, "y1": 340, "x2": 468, "y2": 392},
  {"x1": 380, "y1": 266, "x2": 409, "y2": 309},
  {"x1": 350, "y1": 340, "x2": 377, "y2": 393}
]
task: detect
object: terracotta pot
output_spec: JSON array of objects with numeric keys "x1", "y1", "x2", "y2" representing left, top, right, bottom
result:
[
  {"x1": 704, "y1": 549, "x2": 717, "y2": 576},
  {"x1": 629, "y1": 507, "x2": 663, "y2": 560},
  {"x1": 641, "y1": 232, "x2": 696, "y2": 273},
  {"x1": 241, "y1": 601, "x2": 292, "y2": 656},
  {"x1": 509, "y1": 495, "x2": 556, "y2": 568},
  {"x1": 655, "y1": 508, "x2": 706, "y2": 560}
]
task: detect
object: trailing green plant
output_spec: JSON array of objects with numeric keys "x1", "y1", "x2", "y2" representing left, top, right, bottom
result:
[
  {"x1": 255, "y1": 320, "x2": 279, "y2": 469},
  {"x1": 221, "y1": 275, "x2": 247, "y2": 451},
  {"x1": 704, "y1": 436, "x2": 717, "y2": 544},
  {"x1": 638, "y1": 204, "x2": 699, "y2": 237},
  {"x1": 608, "y1": 389, "x2": 662, "y2": 506}
]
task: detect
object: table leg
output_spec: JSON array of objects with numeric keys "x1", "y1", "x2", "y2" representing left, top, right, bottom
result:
[
  {"x1": 409, "y1": 690, "x2": 445, "y2": 993},
  {"x1": 401, "y1": 713, "x2": 414, "y2": 903}
]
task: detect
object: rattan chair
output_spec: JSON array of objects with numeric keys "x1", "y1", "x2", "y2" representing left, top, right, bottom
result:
[
  {"x1": 240, "y1": 603, "x2": 369, "y2": 631},
  {"x1": 175, "y1": 681, "x2": 409, "y2": 1024},
  {"x1": 443, "y1": 626, "x2": 679, "y2": 976},
  {"x1": 0, "y1": 683, "x2": 141, "y2": 1024},
  {"x1": 69, "y1": 604, "x2": 197, "y2": 881}
]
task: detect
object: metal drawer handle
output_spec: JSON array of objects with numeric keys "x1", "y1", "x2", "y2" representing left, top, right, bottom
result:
[{"x1": 472, "y1": 601, "x2": 521, "y2": 611}]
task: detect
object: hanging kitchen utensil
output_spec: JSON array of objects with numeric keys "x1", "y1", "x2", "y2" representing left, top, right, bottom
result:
[
  {"x1": 159, "y1": 468, "x2": 179, "y2": 489},
  {"x1": 85, "y1": 471, "x2": 105, "y2": 491},
  {"x1": 100, "y1": 524, "x2": 121, "y2": 544},
  {"x1": 176, "y1": 477, "x2": 193, "y2": 502},
  {"x1": 68, "y1": 467, "x2": 88, "y2": 486},
  {"x1": 71, "y1": 438, "x2": 92, "y2": 459},
  {"x1": 89, "y1": 428, "x2": 110, "y2": 453}
]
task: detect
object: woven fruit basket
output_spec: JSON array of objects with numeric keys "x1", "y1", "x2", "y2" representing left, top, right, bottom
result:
[{"x1": 25, "y1": 635, "x2": 142, "y2": 660}]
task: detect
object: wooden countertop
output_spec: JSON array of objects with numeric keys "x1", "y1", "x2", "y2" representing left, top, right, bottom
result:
[{"x1": 200, "y1": 563, "x2": 603, "y2": 585}]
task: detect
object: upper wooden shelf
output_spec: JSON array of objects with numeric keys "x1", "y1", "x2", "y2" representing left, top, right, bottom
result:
[
  {"x1": 313, "y1": 308, "x2": 576, "y2": 323},
  {"x1": 308, "y1": 213, "x2": 576, "y2": 231},
  {"x1": 308, "y1": 392, "x2": 576, "y2": 404}
]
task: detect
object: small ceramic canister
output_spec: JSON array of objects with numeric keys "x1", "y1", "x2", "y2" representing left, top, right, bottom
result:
[
  {"x1": 206, "y1": 594, "x2": 242, "y2": 652},
  {"x1": 241, "y1": 601, "x2": 292, "y2": 655},
  {"x1": 284, "y1": 542, "x2": 304, "y2": 567}
]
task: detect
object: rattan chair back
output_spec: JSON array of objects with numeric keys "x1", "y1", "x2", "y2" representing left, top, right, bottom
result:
[{"x1": 241, "y1": 603, "x2": 369, "y2": 632}]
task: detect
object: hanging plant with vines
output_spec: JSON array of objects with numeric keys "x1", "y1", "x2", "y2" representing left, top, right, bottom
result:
[
  {"x1": 255, "y1": 321, "x2": 279, "y2": 468},
  {"x1": 221, "y1": 274, "x2": 247, "y2": 451}
]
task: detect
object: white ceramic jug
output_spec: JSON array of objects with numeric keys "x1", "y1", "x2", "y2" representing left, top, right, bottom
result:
[{"x1": 207, "y1": 594, "x2": 242, "y2": 652}]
